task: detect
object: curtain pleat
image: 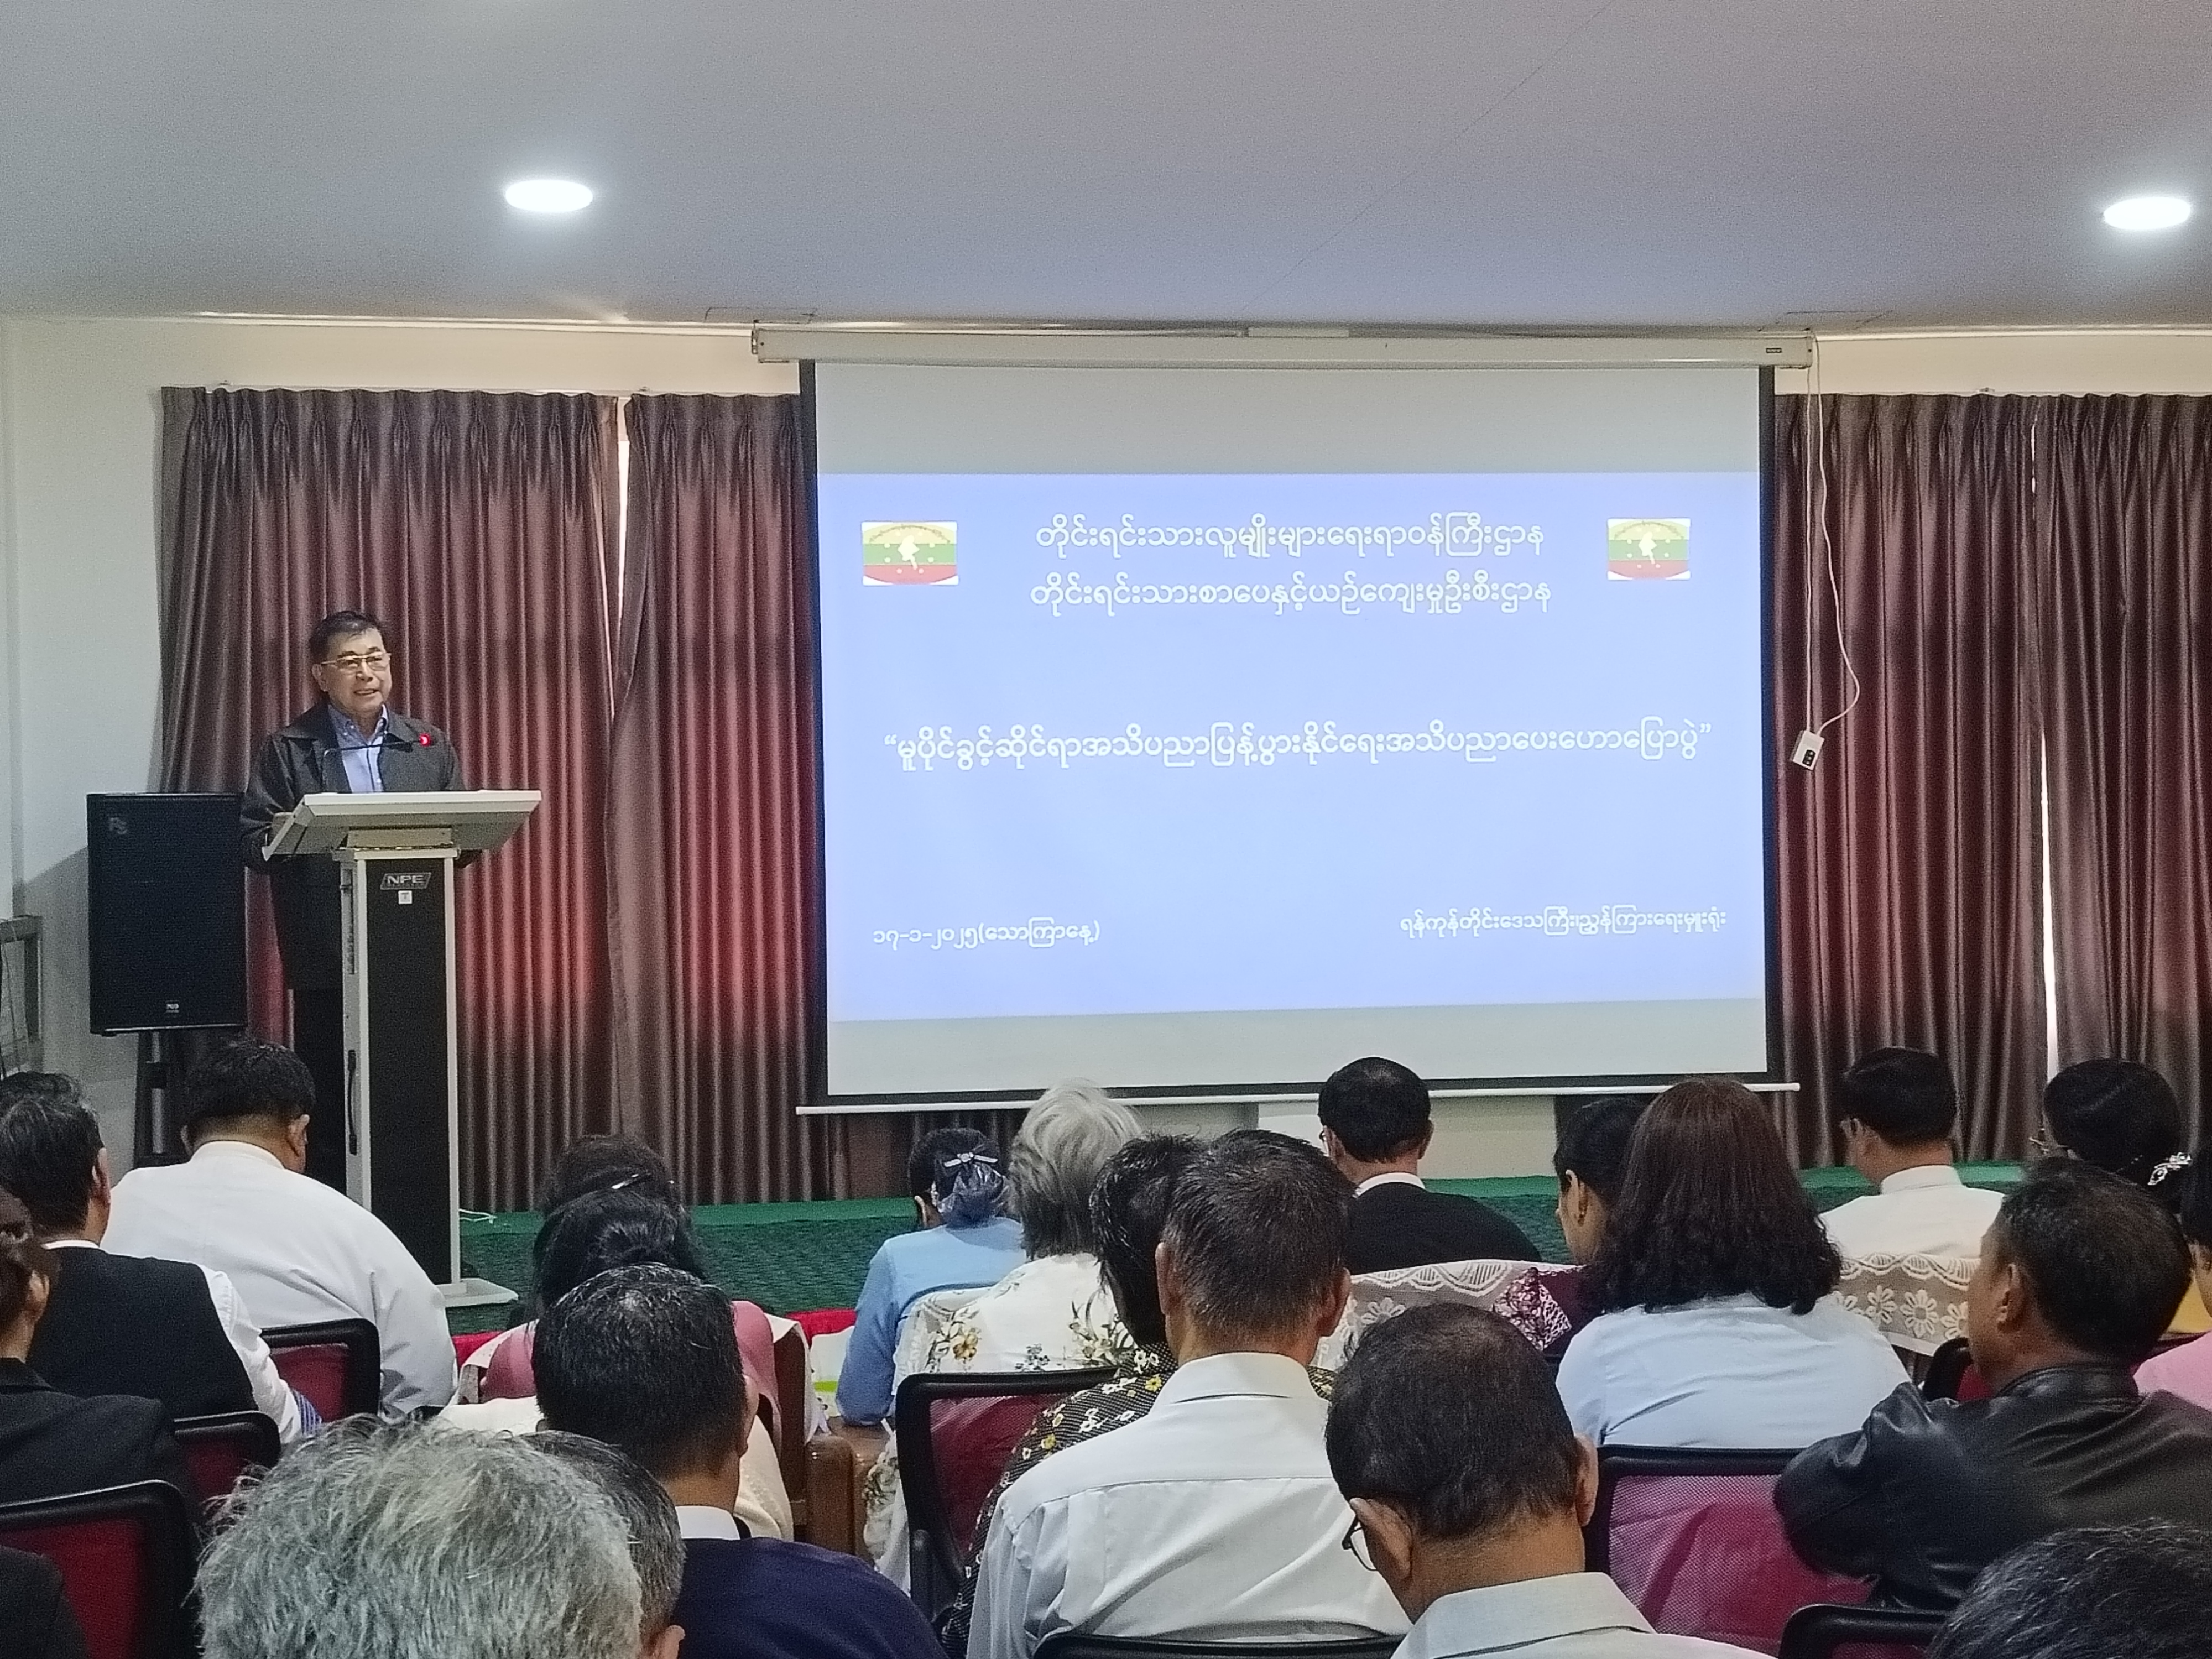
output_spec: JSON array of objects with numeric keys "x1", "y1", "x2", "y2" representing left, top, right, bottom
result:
[
  {"x1": 156, "y1": 388, "x2": 621, "y2": 1211},
  {"x1": 609, "y1": 394, "x2": 848, "y2": 1203},
  {"x1": 1770, "y1": 395, "x2": 2047, "y2": 1161},
  {"x1": 2039, "y1": 396, "x2": 2212, "y2": 1140}
]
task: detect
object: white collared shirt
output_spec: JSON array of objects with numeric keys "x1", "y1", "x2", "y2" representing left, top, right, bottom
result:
[
  {"x1": 1820, "y1": 1165, "x2": 2002, "y2": 1261},
  {"x1": 1557, "y1": 1293, "x2": 1908, "y2": 1449},
  {"x1": 46, "y1": 1238, "x2": 304, "y2": 1444},
  {"x1": 1353, "y1": 1172, "x2": 1426, "y2": 1197},
  {"x1": 1399, "y1": 1574, "x2": 1761, "y2": 1658},
  {"x1": 677, "y1": 1505, "x2": 747, "y2": 1542},
  {"x1": 106, "y1": 1140, "x2": 457, "y2": 1416},
  {"x1": 968, "y1": 1352, "x2": 1406, "y2": 1659}
]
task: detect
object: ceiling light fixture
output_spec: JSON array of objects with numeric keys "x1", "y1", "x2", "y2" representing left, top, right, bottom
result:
[
  {"x1": 2103, "y1": 194, "x2": 2190, "y2": 232},
  {"x1": 504, "y1": 178, "x2": 593, "y2": 214}
]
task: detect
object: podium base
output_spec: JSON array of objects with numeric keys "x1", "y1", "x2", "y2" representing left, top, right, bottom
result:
[{"x1": 440, "y1": 1277, "x2": 517, "y2": 1311}]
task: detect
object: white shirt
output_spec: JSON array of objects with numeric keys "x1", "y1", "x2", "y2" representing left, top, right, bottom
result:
[
  {"x1": 105, "y1": 1140, "x2": 457, "y2": 1416},
  {"x1": 1820, "y1": 1166, "x2": 2002, "y2": 1261},
  {"x1": 1557, "y1": 1293, "x2": 1907, "y2": 1449},
  {"x1": 968, "y1": 1352, "x2": 1407, "y2": 1659},
  {"x1": 1399, "y1": 1574, "x2": 1762, "y2": 1658},
  {"x1": 46, "y1": 1239, "x2": 304, "y2": 1444},
  {"x1": 1353, "y1": 1172, "x2": 1425, "y2": 1196},
  {"x1": 677, "y1": 1505, "x2": 746, "y2": 1542}
]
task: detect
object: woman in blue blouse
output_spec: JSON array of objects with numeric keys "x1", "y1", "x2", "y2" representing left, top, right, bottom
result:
[{"x1": 834, "y1": 1128, "x2": 1025, "y2": 1424}]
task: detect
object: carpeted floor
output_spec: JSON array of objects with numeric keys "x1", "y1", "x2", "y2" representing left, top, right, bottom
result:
[{"x1": 451, "y1": 1162, "x2": 2023, "y2": 1334}]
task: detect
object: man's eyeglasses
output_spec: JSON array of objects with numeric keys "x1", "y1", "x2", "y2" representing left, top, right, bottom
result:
[
  {"x1": 2028, "y1": 1129, "x2": 2073, "y2": 1160},
  {"x1": 1340, "y1": 1516, "x2": 1376, "y2": 1573},
  {"x1": 320, "y1": 650, "x2": 390, "y2": 675}
]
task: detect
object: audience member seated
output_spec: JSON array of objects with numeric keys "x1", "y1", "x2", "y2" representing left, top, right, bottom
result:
[
  {"x1": 2041, "y1": 1058, "x2": 2205, "y2": 1333},
  {"x1": 940, "y1": 1134, "x2": 1210, "y2": 1652},
  {"x1": 538, "y1": 1132, "x2": 685, "y2": 1217},
  {"x1": 1494, "y1": 1094, "x2": 1645, "y2": 1362},
  {"x1": 1820, "y1": 1048, "x2": 2002, "y2": 1260},
  {"x1": 535, "y1": 1264, "x2": 945, "y2": 1659},
  {"x1": 0, "y1": 1543, "x2": 88, "y2": 1659},
  {"x1": 1320, "y1": 1056, "x2": 1537, "y2": 1273},
  {"x1": 1924, "y1": 1521, "x2": 2212, "y2": 1659},
  {"x1": 838, "y1": 1128, "x2": 1025, "y2": 1427},
  {"x1": 1776, "y1": 1162, "x2": 2212, "y2": 1611},
  {"x1": 103, "y1": 1037, "x2": 456, "y2": 1415},
  {"x1": 529, "y1": 1431, "x2": 687, "y2": 1659},
  {"x1": 1557, "y1": 1077, "x2": 1906, "y2": 1447},
  {"x1": 0, "y1": 1192, "x2": 195, "y2": 1508},
  {"x1": 2136, "y1": 1156, "x2": 2212, "y2": 1409},
  {"x1": 968, "y1": 1130, "x2": 1405, "y2": 1659},
  {"x1": 445, "y1": 1183, "x2": 792, "y2": 1538},
  {"x1": 0, "y1": 1073, "x2": 302, "y2": 1441},
  {"x1": 1327, "y1": 1303, "x2": 1760, "y2": 1658},
  {"x1": 195, "y1": 1420, "x2": 644, "y2": 1659},
  {"x1": 864, "y1": 1082, "x2": 1142, "y2": 1575}
]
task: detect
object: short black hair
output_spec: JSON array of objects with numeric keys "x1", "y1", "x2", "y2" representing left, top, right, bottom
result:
[
  {"x1": 1929, "y1": 1522, "x2": 2212, "y2": 1659},
  {"x1": 1091, "y1": 1135, "x2": 1204, "y2": 1350},
  {"x1": 0, "y1": 1074, "x2": 102, "y2": 1234},
  {"x1": 1989, "y1": 1161, "x2": 2188, "y2": 1364},
  {"x1": 309, "y1": 609, "x2": 387, "y2": 661},
  {"x1": 2043, "y1": 1059, "x2": 2183, "y2": 1190},
  {"x1": 1837, "y1": 1047, "x2": 1958, "y2": 1146},
  {"x1": 1552, "y1": 1095, "x2": 1645, "y2": 1206},
  {"x1": 1586, "y1": 1077, "x2": 1840, "y2": 1316},
  {"x1": 536, "y1": 1264, "x2": 745, "y2": 1483},
  {"x1": 1317, "y1": 1057, "x2": 1431, "y2": 1162},
  {"x1": 537, "y1": 1135, "x2": 680, "y2": 1215},
  {"x1": 1160, "y1": 1129, "x2": 1351, "y2": 1345},
  {"x1": 2177, "y1": 1157, "x2": 2212, "y2": 1253},
  {"x1": 182, "y1": 1037, "x2": 315, "y2": 1136},
  {"x1": 532, "y1": 1186, "x2": 708, "y2": 1313},
  {"x1": 0, "y1": 1191, "x2": 56, "y2": 1331},
  {"x1": 525, "y1": 1430, "x2": 685, "y2": 1637},
  {"x1": 1327, "y1": 1304, "x2": 1582, "y2": 1543}
]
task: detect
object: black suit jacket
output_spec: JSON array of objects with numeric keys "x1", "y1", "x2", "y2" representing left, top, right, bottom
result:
[
  {"x1": 1344, "y1": 1179, "x2": 1539, "y2": 1275},
  {"x1": 28, "y1": 1247, "x2": 254, "y2": 1422},
  {"x1": 1777, "y1": 1364, "x2": 2212, "y2": 1611},
  {"x1": 0, "y1": 1546, "x2": 88, "y2": 1659},
  {"x1": 0, "y1": 1360, "x2": 196, "y2": 1510},
  {"x1": 240, "y1": 703, "x2": 466, "y2": 989}
]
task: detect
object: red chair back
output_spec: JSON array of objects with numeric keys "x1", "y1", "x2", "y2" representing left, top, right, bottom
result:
[
  {"x1": 264, "y1": 1318, "x2": 380, "y2": 1420},
  {"x1": 1589, "y1": 1448, "x2": 1868, "y2": 1656},
  {"x1": 173, "y1": 1411, "x2": 282, "y2": 1506},
  {"x1": 931, "y1": 1392, "x2": 1061, "y2": 1557},
  {"x1": 0, "y1": 1481, "x2": 195, "y2": 1659}
]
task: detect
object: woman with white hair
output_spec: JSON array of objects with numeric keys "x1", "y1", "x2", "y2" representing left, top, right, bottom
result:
[{"x1": 863, "y1": 1081, "x2": 1144, "y2": 1579}]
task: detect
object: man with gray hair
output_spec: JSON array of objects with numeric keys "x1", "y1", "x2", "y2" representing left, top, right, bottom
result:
[
  {"x1": 530, "y1": 1432, "x2": 687, "y2": 1659},
  {"x1": 198, "y1": 1421, "x2": 648, "y2": 1659}
]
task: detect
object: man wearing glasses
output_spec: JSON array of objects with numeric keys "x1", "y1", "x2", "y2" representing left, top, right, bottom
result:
[{"x1": 240, "y1": 609, "x2": 465, "y2": 1188}]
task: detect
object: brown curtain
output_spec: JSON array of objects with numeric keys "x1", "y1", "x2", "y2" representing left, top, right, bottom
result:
[
  {"x1": 2040, "y1": 397, "x2": 2212, "y2": 1141},
  {"x1": 1770, "y1": 395, "x2": 2047, "y2": 1161},
  {"x1": 609, "y1": 394, "x2": 850, "y2": 1202},
  {"x1": 158, "y1": 388, "x2": 621, "y2": 1211}
]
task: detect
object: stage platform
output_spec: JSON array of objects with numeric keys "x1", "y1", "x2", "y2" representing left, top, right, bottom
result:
[{"x1": 450, "y1": 1162, "x2": 2025, "y2": 1335}]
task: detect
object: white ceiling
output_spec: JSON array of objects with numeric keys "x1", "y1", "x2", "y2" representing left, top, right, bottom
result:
[{"x1": 2, "y1": 1, "x2": 2209, "y2": 329}]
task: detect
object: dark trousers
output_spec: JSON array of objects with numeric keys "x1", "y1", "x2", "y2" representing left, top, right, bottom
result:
[{"x1": 289, "y1": 988, "x2": 350, "y2": 1192}]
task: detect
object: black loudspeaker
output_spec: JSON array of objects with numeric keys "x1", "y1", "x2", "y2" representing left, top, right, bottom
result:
[{"x1": 87, "y1": 794, "x2": 248, "y2": 1034}]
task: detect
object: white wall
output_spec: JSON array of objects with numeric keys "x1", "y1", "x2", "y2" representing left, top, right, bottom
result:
[
  {"x1": 4, "y1": 316, "x2": 2208, "y2": 1174},
  {"x1": 0, "y1": 315, "x2": 794, "y2": 1154}
]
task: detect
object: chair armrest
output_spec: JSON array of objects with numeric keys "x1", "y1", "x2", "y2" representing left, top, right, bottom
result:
[{"x1": 801, "y1": 1432, "x2": 862, "y2": 1556}]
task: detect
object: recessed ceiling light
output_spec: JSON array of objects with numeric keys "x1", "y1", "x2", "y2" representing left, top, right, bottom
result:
[
  {"x1": 2103, "y1": 194, "x2": 2190, "y2": 232},
  {"x1": 504, "y1": 178, "x2": 593, "y2": 214}
]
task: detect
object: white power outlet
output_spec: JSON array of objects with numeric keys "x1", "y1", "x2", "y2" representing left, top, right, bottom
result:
[{"x1": 1790, "y1": 729, "x2": 1824, "y2": 769}]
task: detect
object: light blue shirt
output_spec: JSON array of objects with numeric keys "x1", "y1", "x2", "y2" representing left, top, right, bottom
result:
[
  {"x1": 835, "y1": 1214, "x2": 1026, "y2": 1423},
  {"x1": 331, "y1": 706, "x2": 389, "y2": 793},
  {"x1": 1556, "y1": 1292, "x2": 1908, "y2": 1449}
]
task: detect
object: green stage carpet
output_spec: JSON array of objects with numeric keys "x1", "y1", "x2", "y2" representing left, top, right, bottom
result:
[{"x1": 451, "y1": 1162, "x2": 2023, "y2": 1335}]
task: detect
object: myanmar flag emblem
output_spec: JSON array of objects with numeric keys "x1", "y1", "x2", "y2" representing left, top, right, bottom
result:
[
  {"x1": 863, "y1": 521, "x2": 958, "y2": 585},
  {"x1": 1606, "y1": 518, "x2": 1689, "y2": 581}
]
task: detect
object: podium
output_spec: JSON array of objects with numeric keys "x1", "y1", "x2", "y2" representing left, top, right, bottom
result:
[{"x1": 265, "y1": 790, "x2": 539, "y2": 1306}]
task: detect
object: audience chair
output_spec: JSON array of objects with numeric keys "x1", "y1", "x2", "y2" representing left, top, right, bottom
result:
[
  {"x1": 1037, "y1": 1639, "x2": 1400, "y2": 1659},
  {"x1": 171, "y1": 1410, "x2": 281, "y2": 1507},
  {"x1": 264, "y1": 1317, "x2": 380, "y2": 1420},
  {"x1": 1777, "y1": 1603, "x2": 1945, "y2": 1659},
  {"x1": 1324, "y1": 1258, "x2": 1561, "y2": 1366},
  {"x1": 1920, "y1": 1338, "x2": 1990, "y2": 1402},
  {"x1": 0, "y1": 1480, "x2": 197, "y2": 1659},
  {"x1": 895, "y1": 1366, "x2": 1115, "y2": 1618},
  {"x1": 1584, "y1": 1446, "x2": 1869, "y2": 1654}
]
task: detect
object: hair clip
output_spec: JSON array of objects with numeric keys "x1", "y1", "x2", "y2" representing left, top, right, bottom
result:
[{"x1": 2150, "y1": 1152, "x2": 2194, "y2": 1186}]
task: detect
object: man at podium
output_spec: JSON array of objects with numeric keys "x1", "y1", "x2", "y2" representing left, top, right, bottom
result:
[{"x1": 240, "y1": 609, "x2": 465, "y2": 1188}]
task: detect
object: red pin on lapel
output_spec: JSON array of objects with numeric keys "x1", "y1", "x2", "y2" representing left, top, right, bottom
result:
[{"x1": 419, "y1": 733, "x2": 434, "y2": 745}]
